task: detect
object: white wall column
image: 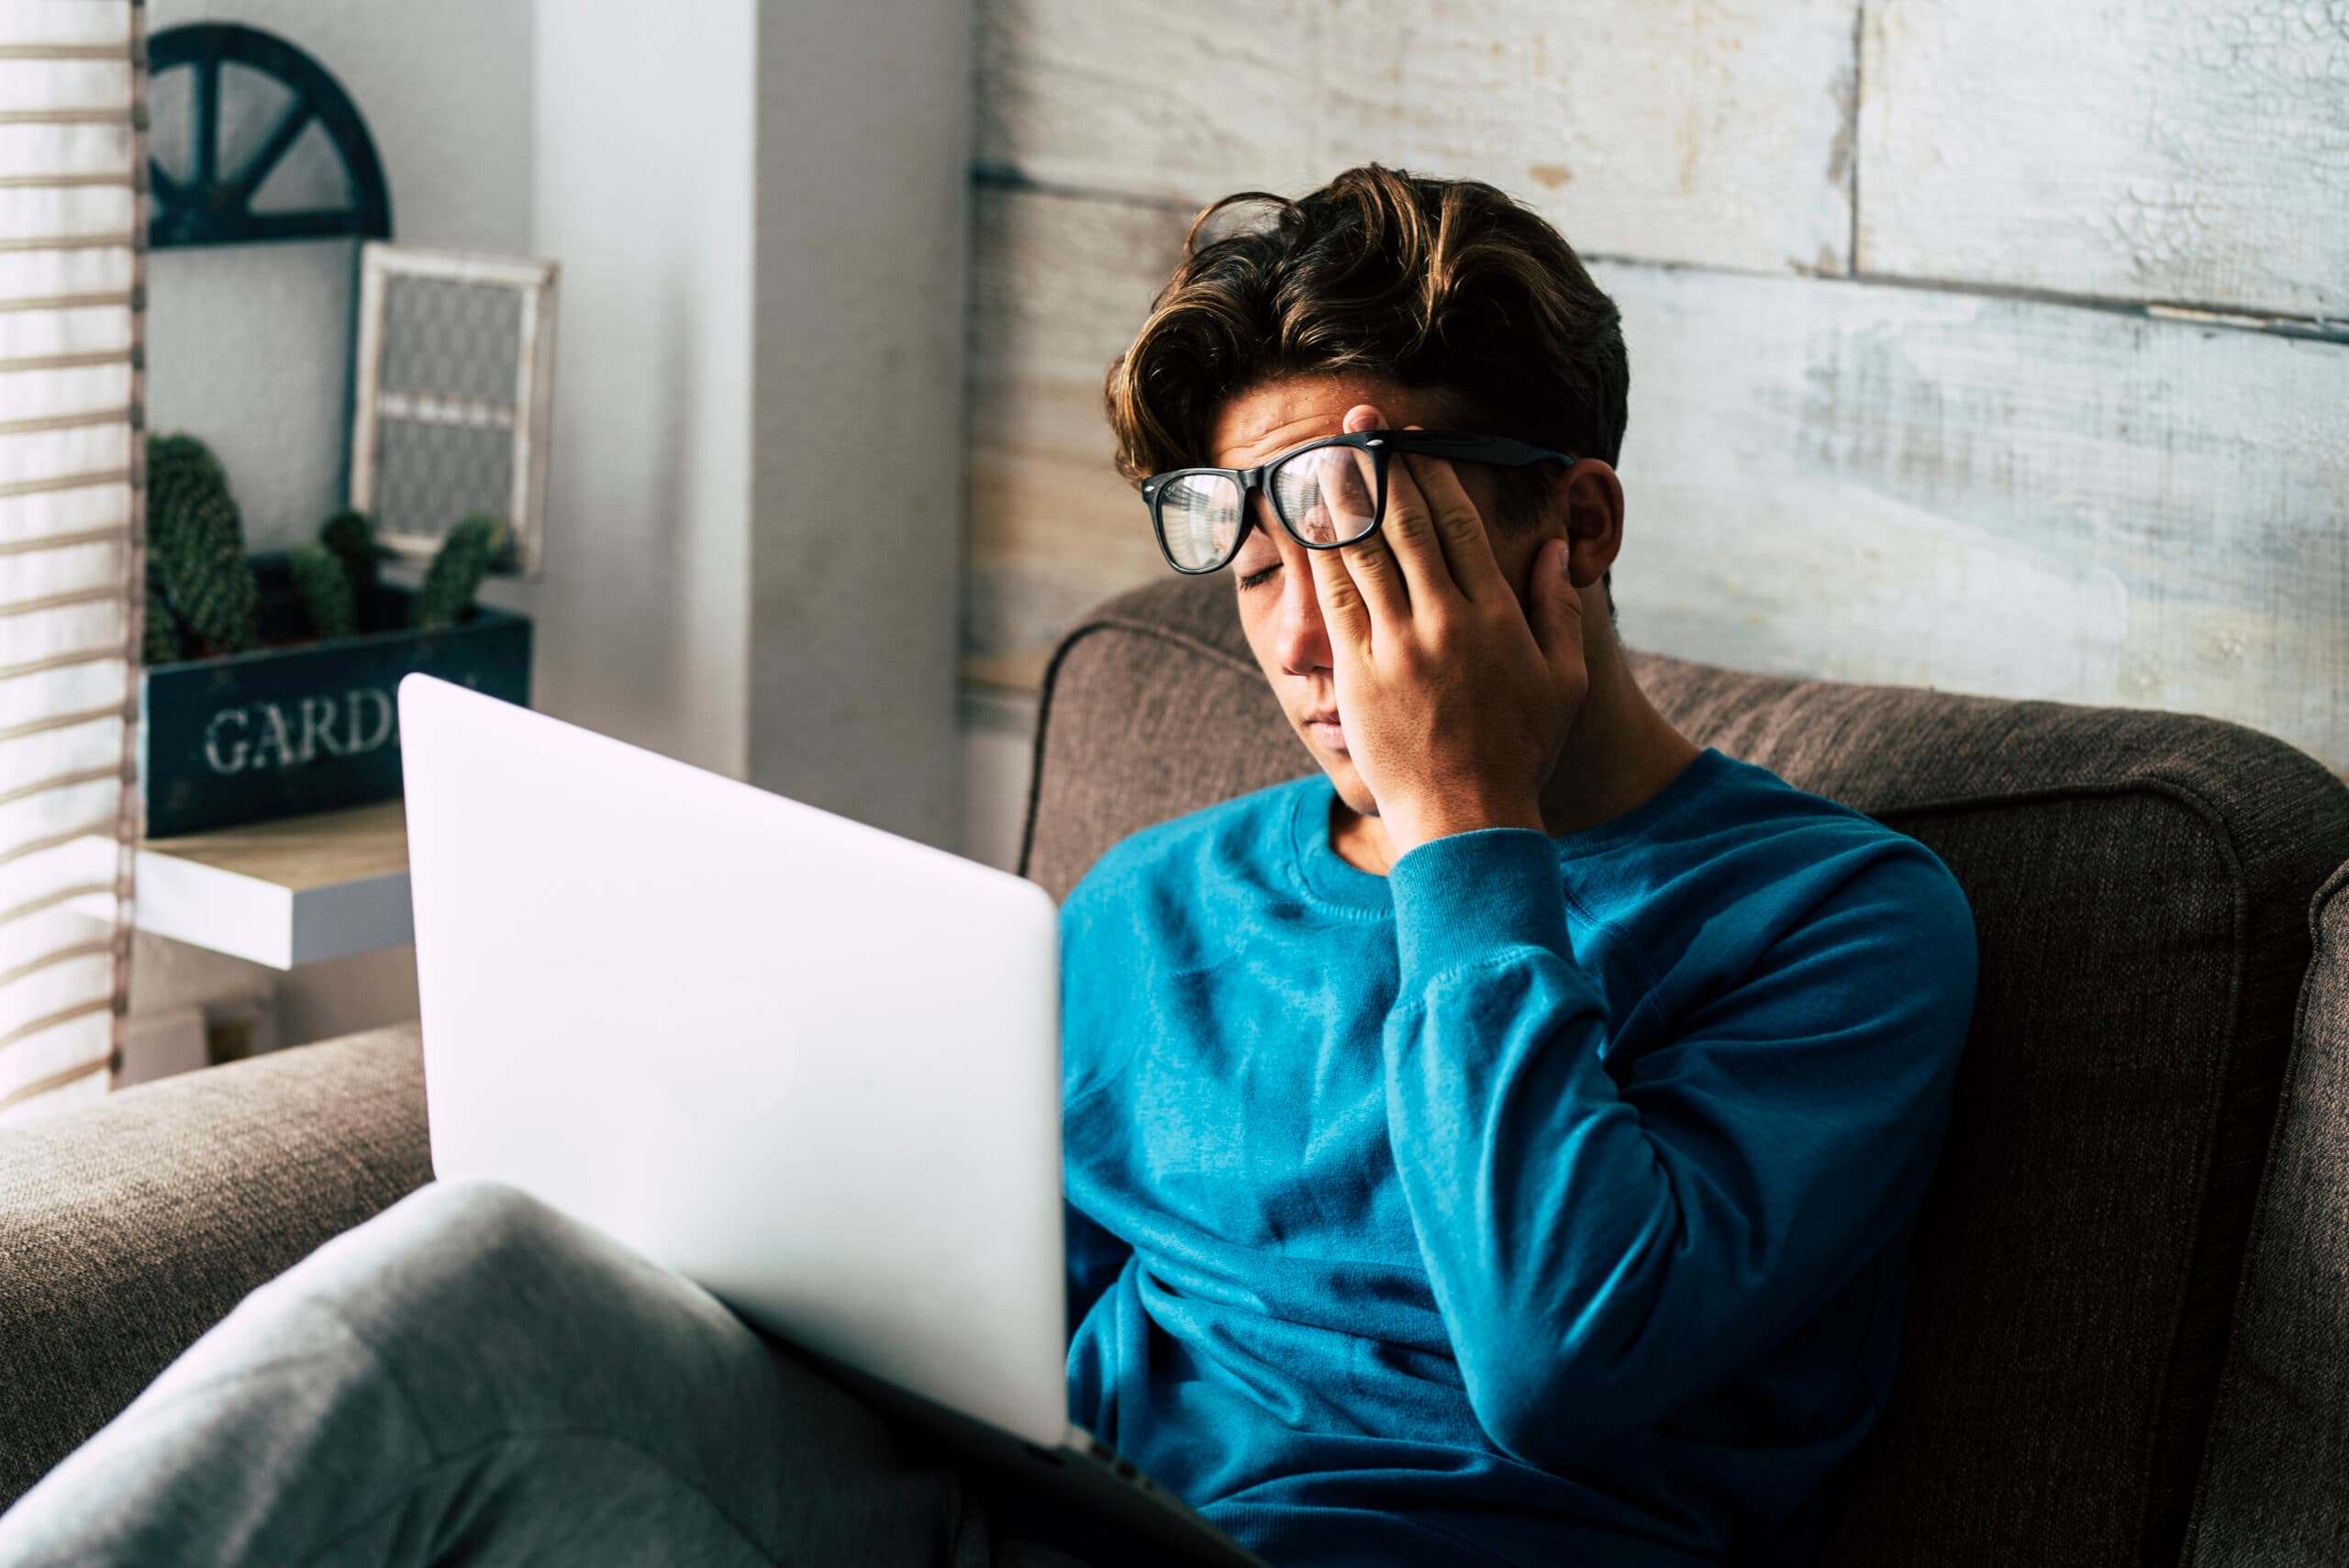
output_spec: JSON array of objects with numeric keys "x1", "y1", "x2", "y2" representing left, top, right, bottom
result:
[
  {"x1": 746, "y1": 1, "x2": 974, "y2": 847},
  {"x1": 520, "y1": 0, "x2": 757, "y2": 779}
]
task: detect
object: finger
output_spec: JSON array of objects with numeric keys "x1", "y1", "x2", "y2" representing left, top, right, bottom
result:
[
  {"x1": 1374, "y1": 436, "x2": 1464, "y2": 606},
  {"x1": 1526, "y1": 537, "x2": 1587, "y2": 684},
  {"x1": 1288, "y1": 442, "x2": 1408, "y2": 624},
  {"x1": 1397, "y1": 436, "x2": 1508, "y2": 602},
  {"x1": 1304, "y1": 522, "x2": 1375, "y2": 651},
  {"x1": 1333, "y1": 519, "x2": 1412, "y2": 627}
]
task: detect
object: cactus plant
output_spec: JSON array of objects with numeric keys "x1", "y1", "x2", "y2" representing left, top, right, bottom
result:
[
  {"x1": 411, "y1": 513, "x2": 507, "y2": 631},
  {"x1": 144, "y1": 433, "x2": 256, "y2": 655},
  {"x1": 317, "y1": 508, "x2": 380, "y2": 628},
  {"x1": 288, "y1": 541, "x2": 356, "y2": 640},
  {"x1": 283, "y1": 509, "x2": 385, "y2": 641},
  {"x1": 140, "y1": 564, "x2": 184, "y2": 665}
]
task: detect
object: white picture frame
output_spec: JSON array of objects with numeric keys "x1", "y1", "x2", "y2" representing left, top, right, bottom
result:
[{"x1": 348, "y1": 240, "x2": 559, "y2": 578}]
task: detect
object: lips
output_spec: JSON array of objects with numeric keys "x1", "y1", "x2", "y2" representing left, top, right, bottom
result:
[{"x1": 1302, "y1": 711, "x2": 1349, "y2": 751}]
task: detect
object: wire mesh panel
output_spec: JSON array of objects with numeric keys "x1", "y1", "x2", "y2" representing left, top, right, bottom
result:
[
  {"x1": 371, "y1": 404, "x2": 514, "y2": 544},
  {"x1": 351, "y1": 242, "x2": 558, "y2": 575},
  {"x1": 0, "y1": 0, "x2": 146, "y2": 1117}
]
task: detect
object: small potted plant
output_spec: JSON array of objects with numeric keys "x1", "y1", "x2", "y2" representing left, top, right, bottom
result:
[{"x1": 139, "y1": 433, "x2": 534, "y2": 836}]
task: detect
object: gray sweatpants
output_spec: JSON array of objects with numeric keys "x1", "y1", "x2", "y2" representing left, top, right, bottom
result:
[{"x1": 0, "y1": 1180, "x2": 1095, "y2": 1567}]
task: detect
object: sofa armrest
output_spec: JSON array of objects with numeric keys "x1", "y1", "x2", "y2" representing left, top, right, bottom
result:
[
  {"x1": 0, "y1": 1022, "x2": 429, "y2": 1509},
  {"x1": 2189, "y1": 864, "x2": 2349, "y2": 1566}
]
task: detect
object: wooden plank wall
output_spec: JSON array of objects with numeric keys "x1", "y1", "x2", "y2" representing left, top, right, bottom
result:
[{"x1": 961, "y1": 0, "x2": 2349, "y2": 823}]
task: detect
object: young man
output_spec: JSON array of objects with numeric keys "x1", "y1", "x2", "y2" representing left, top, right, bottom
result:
[{"x1": 0, "y1": 166, "x2": 1974, "y2": 1568}]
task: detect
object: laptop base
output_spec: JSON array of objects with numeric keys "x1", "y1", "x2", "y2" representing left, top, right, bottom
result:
[{"x1": 799, "y1": 1345, "x2": 1271, "y2": 1568}]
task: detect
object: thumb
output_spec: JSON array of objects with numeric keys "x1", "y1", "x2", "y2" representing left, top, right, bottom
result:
[{"x1": 1527, "y1": 539, "x2": 1586, "y2": 680}]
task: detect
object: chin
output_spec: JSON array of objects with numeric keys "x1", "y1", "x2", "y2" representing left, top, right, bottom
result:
[
  {"x1": 1287, "y1": 713, "x2": 1379, "y2": 815},
  {"x1": 1316, "y1": 753, "x2": 1379, "y2": 818}
]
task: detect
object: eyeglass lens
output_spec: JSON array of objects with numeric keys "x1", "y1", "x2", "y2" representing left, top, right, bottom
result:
[
  {"x1": 1271, "y1": 444, "x2": 1381, "y2": 548},
  {"x1": 1157, "y1": 473, "x2": 1245, "y2": 571}
]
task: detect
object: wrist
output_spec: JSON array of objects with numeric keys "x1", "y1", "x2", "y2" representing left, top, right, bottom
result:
[{"x1": 1382, "y1": 792, "x2": 1545, "y2": 858}]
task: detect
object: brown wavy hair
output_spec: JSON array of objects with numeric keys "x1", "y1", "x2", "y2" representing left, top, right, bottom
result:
[{"x1": 1106, "y1": 164, "x2": 1629, "y2": 528}]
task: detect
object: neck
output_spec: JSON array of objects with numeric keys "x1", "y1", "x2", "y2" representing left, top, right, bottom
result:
[
  {"x1": 1534, "y1": 628, "x2": 1703, "y2": 839},
  {"x1": 1330, "y1": 627, "x2": 1701, "y2": 874}
]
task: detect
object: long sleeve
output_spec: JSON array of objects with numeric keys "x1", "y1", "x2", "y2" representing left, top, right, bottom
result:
[{"x1": 1380, "y1": 826, "x2": 1976, "y2": 1471}]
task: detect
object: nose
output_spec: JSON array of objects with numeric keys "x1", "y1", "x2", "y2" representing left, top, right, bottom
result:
[{"x1": 1267, "y1": 532, "x2": 1332, "y2": 679}]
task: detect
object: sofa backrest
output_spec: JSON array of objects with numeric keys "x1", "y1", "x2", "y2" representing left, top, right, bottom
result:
[{"x1": 1020, "y1": 575, "x2": 2349, "y2": 1568}]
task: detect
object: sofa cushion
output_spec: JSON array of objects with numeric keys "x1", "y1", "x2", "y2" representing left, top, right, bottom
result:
[
  {"x1": 2188, "y1": 863, "x2": 2349, "y2": 1567},
  {"x1": 1020, "y1": 574, "x2": 2349, "y2": 1568},
  {"x1": 0, "y1": 1023, "x2": 429, "y2": 1508}
]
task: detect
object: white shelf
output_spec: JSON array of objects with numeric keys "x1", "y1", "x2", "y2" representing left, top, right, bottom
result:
[{"x1": 97, "y1": 801, "x2": 416, "y2": 969}]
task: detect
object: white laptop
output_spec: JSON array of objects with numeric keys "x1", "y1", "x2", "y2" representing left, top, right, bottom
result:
[{"x1": 398, "y1": 673, "x2": 1265, "y2": 1568}]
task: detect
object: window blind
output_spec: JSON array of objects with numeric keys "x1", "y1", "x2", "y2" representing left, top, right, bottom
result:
[{"x1": 0, "y1": 0, "x2": 144, "y2": 1116}]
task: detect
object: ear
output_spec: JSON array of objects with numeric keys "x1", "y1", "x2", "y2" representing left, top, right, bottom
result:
[{"x1": 1554, "y1": 459, "x2": 1623, "y2": 590}]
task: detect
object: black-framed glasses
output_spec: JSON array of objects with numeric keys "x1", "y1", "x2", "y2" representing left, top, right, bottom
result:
[{"x1": 1140, "y1": 429, "x2": 1578, "y2": 575}]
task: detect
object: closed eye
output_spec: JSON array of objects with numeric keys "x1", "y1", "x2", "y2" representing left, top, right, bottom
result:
[{"x1": 1237, "y1": 562, "x2": 1280, "y2": 591}]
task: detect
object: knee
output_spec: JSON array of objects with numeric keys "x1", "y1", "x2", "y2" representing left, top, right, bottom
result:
[
  {"x1": 260, "y1": 1180, "x2": 754, "y2": 1446},
  {"x1": 391, "y1": 1177, "x2": 572, "y2": 1258},
  {"x1": 275, "y1": 1179, "x2": 598, "y2": 1335}
]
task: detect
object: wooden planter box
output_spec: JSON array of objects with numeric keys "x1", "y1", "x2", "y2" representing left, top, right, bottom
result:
[{"x1": 139, "y1": 553, "x2": 532, "y2": 837}]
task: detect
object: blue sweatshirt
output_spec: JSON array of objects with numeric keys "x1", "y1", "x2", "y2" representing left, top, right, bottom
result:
[{"x1": 1059, "y1": 749, "x2": 1976, "y2": 1567}]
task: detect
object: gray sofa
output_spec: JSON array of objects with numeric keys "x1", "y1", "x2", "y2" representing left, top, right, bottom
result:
[{"x1": 6, "y1": 575, "x2": 2347, "y2": 1567}]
